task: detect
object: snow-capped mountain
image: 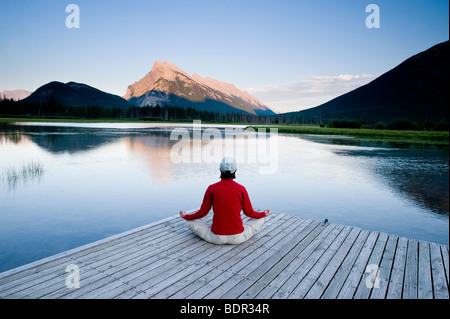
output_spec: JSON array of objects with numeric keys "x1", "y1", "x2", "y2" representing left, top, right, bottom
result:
[
  {"x1": 0, "y1": 89, "x2": 32, "y2": 101},
  {"x1": 124, "y1": 61, "x2": 276, "y2": 115}
]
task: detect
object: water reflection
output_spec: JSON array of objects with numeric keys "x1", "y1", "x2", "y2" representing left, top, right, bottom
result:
[
  {"x1": 301, "y1": 134, "x2": 449, "y2": 151},
  {"x1": 300, "y1": 135, "x2": 449, "y2": 216},
  {"x1": 3, "y1": 123, "x2": 449, "y2": 219},
  {"x1": 124, "y1": 135, "x2": 178, "y2": 183},
  {"x1": 23, "y1": 126, "x2": 124, "y2": 154},
  {"x1": 0, "y1": 122, "x2": 26, "y2": 145},
  {"x1": 1, "y1": 122, "x2": 449, "y2": 272}
]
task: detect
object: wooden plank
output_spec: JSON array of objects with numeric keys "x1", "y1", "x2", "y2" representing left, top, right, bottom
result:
[
  {"x1": 227, "y1": 220, "x2": 327, "y2": 299},
  {"x1": 23, "y1": 220, "x2": 192, "y2": 298},
  {"x1": 386, "y1": 236, "x2": 408, "y2": 299},
  {"x1": 0, "y1": 215, "x2": 181, "y2": 288},
  {"x1": 1, "y1": 212, "x2": 448, "y2": 300},
  {"x1": 142, "y1": 213, "x2": 290, "y2": 299},
  {"x1": 33, "y1": 223, "x2": 195, "y2": 299},
  {"x1": 0, "y1": 223, "x2": 187, "y2": 298},
  {"x1": 403, "y1": 239, "x2": 418, "y2": 299},
  {"x1": 129, "y1": 244, "x2": 231, "y2": 299},
  {"x1": 203, "y1": 219, "x2": 321, "y2": 299},
  {"x1": 97, "y1": 238, "x2": 212, "y2": 298},
  {"x1": 60, "y1": 213, "x2": 218, "y2": 299},
  {"x1": 417, "y1": 241, "x2": 433, "y2": 299},
  {"x1": 26, "y1": 231, "x2": 198, "y2": 299},
  {"x1": 430, "y1": 242, "x2": 449, "y2": 299},
  {"x1": 159, "y1": 214, "x2": 292, "y2": 299},
  {"x1": 185, "y1": 217, "x2": 313, "y2": 299},
  {"x1": 41, "y1": 232, "x2": 200, "y2": 299},
  {"x1": 303, "y1": 227, "x2": 361, "y2": 299},
  {"x1": 275, "y1": 225, "x2": 343, "y2": 299},
  {"x1": 336, "y1": 231, "x2": 379, "y2": 299},
  {"x1": 369, "y1": 234, "x2": 398, "y2": 299},
  {"x1": 353, "y1": 232, "x2": 389, "y2": 299},
  {"x1": 196, "y1": 219, "x2": 320, "y2": 299},
  {"x1": 124, "y1": 214, "x2": 292, "y2": 299},
  {"x1": 287, "y1": 225, "x2": 352, "y2": 299},
  {"x1": 236, "y1": 223, "x2": 340, "y2": 299},
  {"x1": 442, "y1": 245, "x2": 449, "y2": 287},
  {"x1": 2, "y1": 221, "x2": 189, "y2": 298},
  {"x1": 154, "y1": 214, "x2": 292, "y2": 299},
  {"x1": 265, "y1": 223, "x2": 336, "y2": 299},
  {"x1": 321, "y1": 229, "x2": 370, "y2": 299},
  {"x1": 256, "y1": 226, "x2": 353, "y2": 299}
]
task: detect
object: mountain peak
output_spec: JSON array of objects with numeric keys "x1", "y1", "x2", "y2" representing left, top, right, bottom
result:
[
  {"x1": 124, "y1": 61, "x2": 275, "y2": 115},
  {"x1": 152, "y1": 60, "x2": 191, "y2": 79},
  {"x1": 162, "y1": 60, "x2": 177, "y2": 68},
  {"x1": 123, "y1": 60, "x2": 191, "y2": 100},
  {"x1": 66, "y1": 82, "x2": 92, "y2": 90}
]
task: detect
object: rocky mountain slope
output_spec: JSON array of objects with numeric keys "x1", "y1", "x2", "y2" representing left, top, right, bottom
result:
[{"x1": 124, "y1": 61, "x2": 275, "y2": 115}]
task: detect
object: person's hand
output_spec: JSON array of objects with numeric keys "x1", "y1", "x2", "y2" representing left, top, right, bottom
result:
[
  {"x1": 179, "y1": 210, "x2": 187, "y2": 219},
  {"x1": 263, "y1": 209, "x2": 270, "y2": 217}
]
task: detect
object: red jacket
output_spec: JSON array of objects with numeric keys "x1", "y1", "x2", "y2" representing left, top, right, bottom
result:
[{"x1": 184, "y1": 179, "x2": 265, "y2": 235}]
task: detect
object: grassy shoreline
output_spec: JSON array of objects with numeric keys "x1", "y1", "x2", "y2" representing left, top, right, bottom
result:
[
  {"x1": 248, "y1": 124, "x2": 449, "y2": 145},
  {"x1": 1, "y1": 117, "x2": 448, "y2": 145}
]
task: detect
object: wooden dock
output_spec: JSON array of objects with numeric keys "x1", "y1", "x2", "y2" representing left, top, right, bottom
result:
[{"x1": 0, "y1": 212, "x2": 448, "y2": 299}]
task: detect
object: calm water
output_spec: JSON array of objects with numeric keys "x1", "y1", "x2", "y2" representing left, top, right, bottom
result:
[{"x1": 0, "y1": 122, "x2": 448, "y2": 272}]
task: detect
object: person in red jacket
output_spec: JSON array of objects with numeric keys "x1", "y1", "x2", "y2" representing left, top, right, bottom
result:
[{"x1": 180, "y1": 156, "x2": 270, "y2": 245}]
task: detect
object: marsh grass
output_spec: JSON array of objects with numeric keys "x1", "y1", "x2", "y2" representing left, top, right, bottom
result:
[
  {"x1": 1, "y1": 160, "x2": 45, "y2": 191},
  {"x1": 248, "y1": 125, "x2": 449, "y2": 145}
]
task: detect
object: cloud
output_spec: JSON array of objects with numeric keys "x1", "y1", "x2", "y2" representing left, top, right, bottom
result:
[{"x1": 244, "y1": 74, "x2": 377, "y2": 113}]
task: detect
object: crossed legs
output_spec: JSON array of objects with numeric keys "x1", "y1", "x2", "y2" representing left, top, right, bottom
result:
[{"x1": 186, "y1": 218, "x2": 265, "y2": 245}]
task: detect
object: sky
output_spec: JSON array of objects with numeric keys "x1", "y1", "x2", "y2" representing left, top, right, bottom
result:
[{"x1": 0, "y1": 0, "x2": 448, "y2": 113}]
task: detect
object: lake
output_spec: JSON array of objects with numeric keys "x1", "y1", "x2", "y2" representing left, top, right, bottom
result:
[{"x1": 0, "y1": 121, "x2": 448, "y2": 273}]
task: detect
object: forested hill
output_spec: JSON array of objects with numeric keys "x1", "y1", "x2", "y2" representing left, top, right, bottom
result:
[{"x1": 282, "y1": 41, "x2": 449, "y2": 124}]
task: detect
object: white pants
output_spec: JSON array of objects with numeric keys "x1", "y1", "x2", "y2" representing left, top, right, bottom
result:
[{"x1": 186, "y1": 218, "x2": 264, "y2": 245}]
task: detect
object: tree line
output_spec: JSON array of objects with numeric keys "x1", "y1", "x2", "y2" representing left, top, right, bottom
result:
[
  {"x1": 0, "y1": 96, "x2": 274, "y2": 124},
  {"x1": 0, "y1": 96, "x2": 448, "y2": 131}
]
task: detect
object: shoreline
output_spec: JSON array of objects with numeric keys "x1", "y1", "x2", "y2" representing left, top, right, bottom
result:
[
  {"x1": 249, "y1": 124, "x2": 449, "y2": 145},
  {"x1": 1, "y1": 117, "x2": 448, "y2": 145}
]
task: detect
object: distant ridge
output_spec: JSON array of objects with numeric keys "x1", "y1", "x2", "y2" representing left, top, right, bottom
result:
[
  {"x1": 124, "y1": 61, "x2": 276, "y2": 115},
  {"x1": 283, "y1": 41, "x2": 449, "y2": 123},
  {"x1": 0, "y1": 89, "x2": 31, "y2": 101},
  {"x1": 24, "y1": 81, "x2": 132, "y2": 109}
]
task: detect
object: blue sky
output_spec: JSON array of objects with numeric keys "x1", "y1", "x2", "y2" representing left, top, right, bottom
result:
[{"x1": 0, "y1": 0, "x2": 448, "y2": 113}]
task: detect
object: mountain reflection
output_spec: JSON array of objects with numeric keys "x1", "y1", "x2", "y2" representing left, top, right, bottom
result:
[
  {"x1": 3, "y1": 123, "x2": 448, "y2": 219},
  {"x1": 5, "y1": 124, "x2": 214, "y2": 183},
  {"x1": 124, "y1": 135, "x2": 176, "y2": 182},
  {"x1": 28, "y1": 127, "x2": 122, "y2": 154}
]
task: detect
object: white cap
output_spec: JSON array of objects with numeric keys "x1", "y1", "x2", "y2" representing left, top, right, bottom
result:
[{"x1": 220, "y1": 156, "x2": 237, "y2": 173}]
